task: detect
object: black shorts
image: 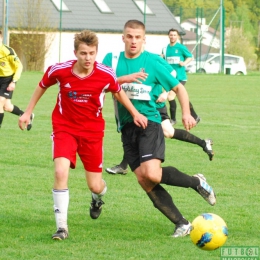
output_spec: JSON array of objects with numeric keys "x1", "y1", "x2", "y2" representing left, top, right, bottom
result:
[
  {"x1": 157, "y1": 106, "x2": 170, "y2": 121},
  {"x1": 0, "y1": 75, "x2": 14, "y2": 99},
  {"x1": 121, "y1": 121, "x2": 165, "y2": 172}
]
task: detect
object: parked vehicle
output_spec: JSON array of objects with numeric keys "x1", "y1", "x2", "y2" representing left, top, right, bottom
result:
[{"x1": 186, "y1": 53, "x2": 247, "y2": 75}]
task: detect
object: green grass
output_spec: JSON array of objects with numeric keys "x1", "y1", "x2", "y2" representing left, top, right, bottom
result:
[{"x1": 0, "y1": 72, "x2": 259, "y2": 260}]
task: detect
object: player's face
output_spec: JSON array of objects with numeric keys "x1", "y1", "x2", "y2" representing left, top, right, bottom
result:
[
  {"x1": 122, "y1": 27, "x2": 145, "y2": 58},
  {"x1": 74, "y1": 43, "x2": 97, "y2": 71},
  {"x1": 168, "y1": 31, "x2": 179, "y2": 45}
]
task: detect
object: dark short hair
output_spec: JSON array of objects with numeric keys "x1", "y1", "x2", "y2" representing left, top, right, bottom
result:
[
  {"x1": 124, "y1": 20, "x2": 145, "y2": 31},
  {"x1": 168, "y1": 28, "x2": 180, "y2": 36}
]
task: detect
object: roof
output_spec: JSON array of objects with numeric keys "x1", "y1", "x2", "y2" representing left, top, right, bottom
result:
[{"x1": 1, "y1": 0, "x2": 184, "y2": 35}]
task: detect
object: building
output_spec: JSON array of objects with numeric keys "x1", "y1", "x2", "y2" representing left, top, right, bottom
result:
[{"x1": 0, "y1": 0, "x2": 183, "y2": 71}]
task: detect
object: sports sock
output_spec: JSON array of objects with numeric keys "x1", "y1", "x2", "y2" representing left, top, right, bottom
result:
[
  {"x1": 53, "y1": 189, "x2": 69, "y2": 230},
  {"x1": 119, "y1": 154, "x2": 128, "y2": 169},
  {"x1": 161, "y1": 166, "x2": 199, "y2": 190},
  {"x1": 169, "y1": 99, "x2": 177, "y2": 121},
  {"x1": 172, "y1": 129, "x2": 205, "y2": 148},
  {"x1": 92, "y1": 180, "x2": 107, "y2": 201},
  {"x1": 147, "y1": 184, "x2": 188, "y2": 224},
  {"x1": 189, "y1": 102, "x2": 198, "y2": 120},
  {"x1": 11, "y1": 105, "x2": 24, "y2": 116},
  {"x1": 0, "y1": 113, "x2": 4, "y2": 128}
]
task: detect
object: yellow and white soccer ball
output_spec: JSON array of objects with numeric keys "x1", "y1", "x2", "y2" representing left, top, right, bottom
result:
[{"x1": 190, "y1": 213, "x2": 228, "y2": 251}]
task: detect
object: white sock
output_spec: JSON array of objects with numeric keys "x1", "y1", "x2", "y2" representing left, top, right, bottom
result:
[
  {"x1": 92, "y1": 180, "x2": 107, "y2": 201},
  {"x1": 53, "y1": 189, "x2": 69, "y2": 230}
]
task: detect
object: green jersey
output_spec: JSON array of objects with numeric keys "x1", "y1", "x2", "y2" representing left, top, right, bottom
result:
[
  {"x1": 163, "y1": 42, "x2": 192, "y2": 81},
  {"x1": 102, "y1": 51, "x2": 179, "y2": 130}
]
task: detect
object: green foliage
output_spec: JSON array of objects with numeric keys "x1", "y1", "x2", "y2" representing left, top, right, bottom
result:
[{"x1": 0, "y1": 72, "x2": 259, "y2": 259}]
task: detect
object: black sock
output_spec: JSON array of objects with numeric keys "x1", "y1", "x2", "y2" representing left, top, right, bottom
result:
[
  {"x1": 173, "y1": 129, "x2": 205, "y2": 148},
  {"x1": 169, "y1": 100, "x2": 177, "y2": 121},
  {"x1": 119, "y1": 154, "x2": 128, "y2": 169},
  {"x1": 189, "y1": 102, "x2": 198, "y2": 119},
  {"x1": 161, "y1": 166, "x2": 199, "y2": 190},
  {"x1": 11, "y1": 105, "x2": 24, "y2": 116},
  {"x1": 147, "y1": 184, "x2": 188, "y2": 224},
  {"x1": 0, "y1": 113, "x2": 4, "y2": 128}
]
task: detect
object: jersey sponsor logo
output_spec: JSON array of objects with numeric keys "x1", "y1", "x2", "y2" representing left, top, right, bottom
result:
[
  {"x1": 68, "y1": 91, "x2": 92, "y2": 103},
  {"x1": 121, "y1": 83, "x2": 151, "y2": 101},
  {"x1": 167, "y1": 56, "x2": 180, "y2": 64},
  {"x1": 64, "y1": 83, "x2": 71, "y2": 88}
]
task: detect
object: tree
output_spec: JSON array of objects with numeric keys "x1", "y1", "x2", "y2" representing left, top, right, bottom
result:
[{"x1": 10, "y1": 0, "x2": 57, "y2": 71}]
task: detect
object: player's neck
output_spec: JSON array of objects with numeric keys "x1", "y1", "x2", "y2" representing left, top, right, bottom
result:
[{"x1": 170, "y1": 41, "x2": 178, "y2": 47}]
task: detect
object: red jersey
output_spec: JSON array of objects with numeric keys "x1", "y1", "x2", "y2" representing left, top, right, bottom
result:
[{"x1": 39, "y1": 60, "x2": 121, "y2": 137}]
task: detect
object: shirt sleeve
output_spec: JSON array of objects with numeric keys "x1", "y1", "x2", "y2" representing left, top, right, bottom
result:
[
  {"x1": 39, "y1": 65, "x2": 58, "y2": 88},
  {"x1": 102, "y1": 53, "x2": 112, "y2": 67},
  {"x1": 9, "y1": 50, "x2": 23, "y2": 82}
]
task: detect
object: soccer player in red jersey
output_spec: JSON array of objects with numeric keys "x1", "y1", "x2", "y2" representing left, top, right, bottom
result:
[{"x1": 18, "y1": 30, "x2": 147, "y2": 240}]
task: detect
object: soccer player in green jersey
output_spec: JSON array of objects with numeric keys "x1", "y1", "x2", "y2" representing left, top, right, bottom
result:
[
  {"x1": 103, "y1": 20, "x2": 216, "y2": 237},
  {"x1": 162, "y1": 28, "x2": 200, "y2": 125}
]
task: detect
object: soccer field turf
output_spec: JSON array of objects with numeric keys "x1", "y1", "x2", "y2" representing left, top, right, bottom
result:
[{"x1": 0, "y1": 72, "x2": 259, "y2": 259}]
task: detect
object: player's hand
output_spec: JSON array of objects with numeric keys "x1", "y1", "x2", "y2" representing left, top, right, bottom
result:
[
  {"x1": 7, "y1": 82, "x2": 16, "y2": 91},
  {"x1": 18, "y1": 112, "x2": 31, "y2": 130},
  {"x1": 182, "y1": 114, "x2": 196, "y2": 131},
  {"x1": 156, "y1": 91, "x2": 168, "y2": 103},
  {"x1": 126, "y1": 72, "x2": 148, "y2": 84},
  {"x1": 133, "y1": 113, "x2": 148, "y2": 129},
  {"x1": 179, "y1": 61, "x2": 185, "y2": 67}
]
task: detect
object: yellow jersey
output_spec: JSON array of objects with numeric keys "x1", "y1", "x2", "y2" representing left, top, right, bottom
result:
[{"x1": 0, "y1": 43, "x2": 23, "y2": 82}]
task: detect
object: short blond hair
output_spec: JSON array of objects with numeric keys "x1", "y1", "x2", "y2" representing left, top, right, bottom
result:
[{"x1": 74, "y1": 30, "x2": 98, "y2": 51}]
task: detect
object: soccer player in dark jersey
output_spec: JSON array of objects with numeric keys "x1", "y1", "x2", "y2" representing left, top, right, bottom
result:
[
  {"x1": 103, "y1": 20, "x2": 216, "y2": 238},
  {"x1": 0, "y1": 30, "x2": 34, "y2": 129},
  {"x1": 18, "y1": 30, "x2": 147, "y2": 240}
]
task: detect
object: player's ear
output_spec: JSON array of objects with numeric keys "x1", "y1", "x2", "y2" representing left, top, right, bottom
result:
[{"x1": 122, "y1": 35, "x2": 125, "y2": 43}]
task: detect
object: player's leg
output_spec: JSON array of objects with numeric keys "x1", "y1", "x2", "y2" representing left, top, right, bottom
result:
[
  {"x1": 180, "y1": 80, "x2": 200, "y2": 123},
  {"x1": 86, "y1": 171, "x2": 107, "y2": 219},
  {"x1": 167, "y1": 90, "x2": 177, "y2": 125},
  {"x1": 160, "y1": 166, "x2": 216, "y2": 206},
  {"x1": 51, "y1": 132, "x2": 77, "y2": 240},
  {"x1": 52, "y1": 157, "x2": 70, "y2": 240},
  {"x1": 125, "y1": 121, "x2": 191, "y2": 237},
  {"x1": 0, "y1": 96, "x2": 5, "y2": 128},
  {"x1": 79, "y1": 136, "x2": 107, "y2": 219},
  {"x1": 4, "y1": 98, "x2": 34, "y2": 130},
  {"x1": 105, "y1": 152, "x2": 128, "y2": 175},
  {"x1": 160, "y1": 109, "x2": 214, "y2": 160}
]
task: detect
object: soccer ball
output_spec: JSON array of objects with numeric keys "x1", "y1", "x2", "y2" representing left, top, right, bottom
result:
[{"x1": 190, "y1": 213, "x2": 228, "y2": 251}]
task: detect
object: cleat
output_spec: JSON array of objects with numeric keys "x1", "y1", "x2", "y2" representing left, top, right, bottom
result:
[
  {"x1": 172, "y1": 222, "x2": 191, "y2": 237},
  {"x1": 27, "y1": 113, "x2": 34, "y2": 131},
  {"x1": 52, "y1": 228, "x2": 68, "y2": 240},
  {"x1": 194, "y1": 173, "x2": 216, "y2": 206},
  {"x1": 105, "y1": 165, "x2": 127, "y2": 175},
  {"x1": 90, "y1": 197, "x2": 104, "y2": 219},
  {"x1": 203, "y1": 139, "x2": 214, "y2": 161},
  {"x1": 170, "y1": 119, "x2": 177, "y2": 126},
  {"x1": 195, "y1": 116, "x2": 200, "y2": 125}
]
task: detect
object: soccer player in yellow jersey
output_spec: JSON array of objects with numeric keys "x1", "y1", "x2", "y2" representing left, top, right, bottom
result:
[{"x1": 0, "y1": 31, "x2": 34, "y2": 130}]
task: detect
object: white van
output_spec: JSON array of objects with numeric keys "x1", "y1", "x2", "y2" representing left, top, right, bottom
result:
[{"x1": 186, "y1": 53, "x2": 247, "y2": 75}]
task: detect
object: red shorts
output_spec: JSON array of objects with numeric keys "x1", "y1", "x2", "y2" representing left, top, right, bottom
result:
[{"x1": 51, "y1": 132, "x2": 103, "y2": 172}]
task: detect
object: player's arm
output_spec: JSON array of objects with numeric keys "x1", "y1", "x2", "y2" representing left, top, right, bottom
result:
[
  {"x1": 19, "y1": 85, "x2": 47, "y2": 130},
  {"x1": 171, "y1": 83, "x2": 196, "y2": 131},
  {"x1": 117, "y1": 72, "x2": 147, "y2": 85},
  {"x1": 179, "y1": 57, "x2": 193, "y2": 67},
  {"x1": 7, "y1": 53, "x2": 23, "y2": 91},
  {"x1": 113, "y1": 90, "x2": 147, "y2": 129}
]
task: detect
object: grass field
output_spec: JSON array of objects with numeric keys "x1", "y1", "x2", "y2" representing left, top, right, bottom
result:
[{"x1": 0, "y1": 72, "x2": 259, "y2": 260}]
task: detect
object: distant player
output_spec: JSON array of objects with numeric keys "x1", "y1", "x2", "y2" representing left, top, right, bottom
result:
[{"x1": 0, "y1": 30, "x2": 34, "y2": 129}]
